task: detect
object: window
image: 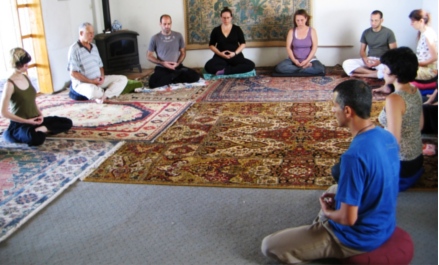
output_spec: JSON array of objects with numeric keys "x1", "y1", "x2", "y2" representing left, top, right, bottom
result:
[{"x1": 0, "y1": 0, "x2": 53, "y2": 93}]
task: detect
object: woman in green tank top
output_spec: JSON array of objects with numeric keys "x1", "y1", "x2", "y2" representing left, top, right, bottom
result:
[{"x1": 0, "y1": 48, "x2": 72, "y2": 146}]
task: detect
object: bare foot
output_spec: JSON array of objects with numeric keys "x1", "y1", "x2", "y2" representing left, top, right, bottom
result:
[
  {"x1": 95, "y1": 94, "x2": 107, "y2": 104},
  {"x1": 372, "y1": 85, "x2": 392, "y2": 94},
  {"x1": 216, "y1": 69, "x2": 225, "y2": 75},
  {"x1": 35, "y1": 126, "x2": 48, "y2": 133}
]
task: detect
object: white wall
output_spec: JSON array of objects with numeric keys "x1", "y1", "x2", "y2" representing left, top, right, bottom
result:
[
  {"x1": 41, "y1": 0, "x2": 96, "y2": 91},
  {"x1": 423, "y1": 0, "x2": 438, "y2": 33},
  {"x1": 42, "y1": 0, "x2": 436, "y2": 91}
]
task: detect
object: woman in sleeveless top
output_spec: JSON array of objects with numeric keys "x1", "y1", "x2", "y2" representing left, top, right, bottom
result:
[
  {"x1": 204, "y1": 7, "x2": 255, "y2": 76},
  {"x1": 0, "y1": 48, "x2": 72, "y2": 146},
  {"x1": 373, "y1": 9, "x2": 437, "y2": 94},
  {"x1": 378, "y1": 47, "x2": 424, "y2": 182},
  {"x1": 274, "y1": 9, "x2": 325, "y2": 76},
  {"x1": 409, "y1": 9, "x2": 438, "y2": 80}
]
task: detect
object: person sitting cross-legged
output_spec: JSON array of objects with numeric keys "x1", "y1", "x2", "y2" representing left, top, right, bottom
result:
[
  {"x1": 67, "y1": 22, "x2": 127, "y2": 104},
  {"x1": 204, "y1": 7, "x2": 255, "y2": 76},
  {"x1": 273, "y1": 9, "x2": 325, "y2": 76},
  {"x1": 261, "y1": 79, "x2": 400, "y2": 264},
  {"x1": 342, "y1": 10, "x2": 397, "y2": 79},
  {"x1": 147, "y1": 14, "x2": 200, "y2": 88},
  {"x1": 1, "y1": 48, "x2": 72, "y2": 146}
]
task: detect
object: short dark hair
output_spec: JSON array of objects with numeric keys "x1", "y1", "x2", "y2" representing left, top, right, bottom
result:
[
  {"x1": 160, "y1": 14, "x2": 171, "y2": 23},
  {"x1": 221, "y1": 7, "x2": 233, "y2": 17},
  {"x1": 333, "y1": 80, "x2": 372, "y2": 119},
  {"x1": 371, "y1": 10, "x2": 383, "y2": 18},
  {"x1": 380, "y1": 47, "x2": 418, "y2": 83}
]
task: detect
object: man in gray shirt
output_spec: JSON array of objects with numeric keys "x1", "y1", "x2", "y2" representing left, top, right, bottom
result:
[
  {"x1": 147, "y1": 14, "x2": 200, "y2": 88},
  {"x1": 342, "y1": 10, "x2": 397, "y2": 79}
]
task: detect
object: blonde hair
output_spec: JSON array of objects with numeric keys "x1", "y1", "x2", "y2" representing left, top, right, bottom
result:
[{"x1": 10, "y1": 47, "x2": 31, "y2": 69}]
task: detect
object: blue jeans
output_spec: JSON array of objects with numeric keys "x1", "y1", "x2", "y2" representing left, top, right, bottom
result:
[
  {"x1": 274, "y1": 58, "x2": 325, "y2": 76},
  {"x1": 3, "y1": 116, "x2": 72, "y2": 146}
]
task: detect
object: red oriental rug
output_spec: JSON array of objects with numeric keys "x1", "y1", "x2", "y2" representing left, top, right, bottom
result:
[
  {"x1": 201, "y1": 66, "x2": 386, "y2": 102},
  {"x1": 0, "y1": 93, "x2": 192, "y2": 142},
  {"x1": 83, "y1": 101, "x2": 437, "y2": 190}
]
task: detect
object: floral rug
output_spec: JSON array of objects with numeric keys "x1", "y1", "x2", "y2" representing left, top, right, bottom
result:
[
  {"x1": 0, "y1": 93, "x2": 192, "y2": 142},
  {"x1": 200, "y1": 66, "x2": 386, "y2": 102},
  {"x1": 84, "y1": 101, "x2": 436, "y2": 190},
  {"x1": 0, "y1": 139, "x2": 123, "y2": 242}
]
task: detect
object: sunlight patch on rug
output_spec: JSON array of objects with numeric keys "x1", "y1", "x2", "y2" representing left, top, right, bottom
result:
[{"x1": 0, "y1": 139, "x2": 123, "y2": 242}]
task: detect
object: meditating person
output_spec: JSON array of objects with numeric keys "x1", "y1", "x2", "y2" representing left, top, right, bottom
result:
[
  {"x1": 67, "y1": 22, "x2": 127, "y2": 103},
  {"x1": 0, "y1": 48, "x2": 72, "y2": 146},
  {"x1": 378, "y1": 47, "x2": 424, "y2": 189},
  {"x1": 342, "y1": 10, "x2": 397, "y2": 79},
  {"x1": 147, "y1": 14, "x2": 200, "y2": 88},
  {"x1": 204, "y1": 7, "x2": 255, "y2": 76},
  {"x1": 261, "y1": 79, "x2": 400, "y2": 263},
  {"x1": 373, "y1": 9, "x2": 437, "y2": 94},
  {"x1": 273, "y1": 9, "x2": 325, "y2": 76}
]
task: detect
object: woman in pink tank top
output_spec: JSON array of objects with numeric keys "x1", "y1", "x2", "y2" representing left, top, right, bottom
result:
[{"x1": 273, "y1": 9, "x2": 325, "y2": 76}]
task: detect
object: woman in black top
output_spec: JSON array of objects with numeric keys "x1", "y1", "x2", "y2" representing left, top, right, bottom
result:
[{"x1": 204, "y1": 7, "x2": 255, "y2": 75}]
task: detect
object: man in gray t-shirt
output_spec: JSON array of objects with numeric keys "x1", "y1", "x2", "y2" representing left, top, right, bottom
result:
[
  {"x1": 342, "y1": 10, "x2": 397, "y2": 79},
  {"x1": 147, "y1": 14, "x2": 200, "y2": 88}
]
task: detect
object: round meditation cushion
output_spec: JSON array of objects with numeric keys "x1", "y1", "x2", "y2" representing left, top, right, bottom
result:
[
  {"x1": 410, "y1": 80, "x2": 437, "y2": 90},
  {"x1": 340, "y1": 227, "x2": 414, "y2": 265}
]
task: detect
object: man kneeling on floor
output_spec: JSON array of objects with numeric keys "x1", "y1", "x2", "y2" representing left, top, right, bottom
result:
[{"x1": 261, "y1": 79, "x2": 400, "y2": 263}]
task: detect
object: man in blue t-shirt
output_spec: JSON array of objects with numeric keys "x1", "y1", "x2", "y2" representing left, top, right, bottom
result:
[
  {"x1": 147, "y1": 14, "x2": 200, "y2": 88},
  {"x1": 261, "y1": 79, "x2": 400, "y2": 263}
]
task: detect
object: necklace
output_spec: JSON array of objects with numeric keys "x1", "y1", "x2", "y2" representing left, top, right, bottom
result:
[{"x1": 356, "y1": 123, "x2": 374, "y2": 137}]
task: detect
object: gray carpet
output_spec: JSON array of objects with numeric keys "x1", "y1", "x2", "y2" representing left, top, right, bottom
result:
[{"x1": 0, "y1": 182, "x2": 437, "y2": 265}]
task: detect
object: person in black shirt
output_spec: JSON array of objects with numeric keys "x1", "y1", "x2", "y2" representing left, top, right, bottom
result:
[{"x1": 204, "y1": 7, "x2": 255, "y2": 75}]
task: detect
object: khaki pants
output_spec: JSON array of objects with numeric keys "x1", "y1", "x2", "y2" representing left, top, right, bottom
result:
[
  {"x1": 416, "y1": 64, "x2": 437, "y2": 80},
  {"x1": 261, "y1": 185, "x2": 364, "y2": 264},
  {"x1": 74, "y1": 75, "x2": 127, "y2": 100}
]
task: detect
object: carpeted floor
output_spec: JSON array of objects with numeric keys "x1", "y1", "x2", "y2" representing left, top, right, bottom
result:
[
  {"x1": 134, "y1": 66, "x2": 386, "y2": 103},
  {"x1": 226, "y1": 66, "x2": 384, "y2": 102},
  {"x1": 83, "y1": 100, "x2": 437, "y2": 190},
  {"x1": 0, "y1": 93, "x2": 193, "y2": 142},
  {"x1": 0, "y1": 139, "x2": 123, "y2": 242}
]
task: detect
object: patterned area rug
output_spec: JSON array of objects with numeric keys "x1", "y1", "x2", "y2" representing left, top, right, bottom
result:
[
  {"x1": 121, "y1": 70, "x2": 216, "y2": 102},
  {"x1": 201, "y1": 66, "x2": 386, "y2": 102},
  {"x1": 0, "y1": 93, "x2": 192, "y2": 142},
  {"x1": 113, "y1": 82, "x2": 216, "y2": 102},
  {"x1": 85, "y1": 101, "x2": 436, "y2": 190},
  {"x1": 0, "y1": 139, "x2": 123, "y2": 242}
]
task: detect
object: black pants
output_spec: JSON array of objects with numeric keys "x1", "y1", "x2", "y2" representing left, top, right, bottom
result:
[
  {"x1": 422, "y1": 104, "x2": 438, "y2": 134},
  {"x1": 3, "y1": 116, "x2": 73, "y2": 146},
  {"x1": 204, "y1": 54, "x2": 255, "y2": 75},
  {"x1": 148, "y1": 65, "x2": 200, "y2": 88}
]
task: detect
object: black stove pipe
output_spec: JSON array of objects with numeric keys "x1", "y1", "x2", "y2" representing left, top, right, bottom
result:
[{"x1": 102, "y1": 0, "x2": 111, "y2": 32}]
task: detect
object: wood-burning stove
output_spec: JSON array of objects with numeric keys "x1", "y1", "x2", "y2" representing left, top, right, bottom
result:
[
  {"x1": 94, "y1": 0, "x2": 141, "y2": 73},
  {"x1": 94, "y1": 30, "x2": 141, "y2": 73}
]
